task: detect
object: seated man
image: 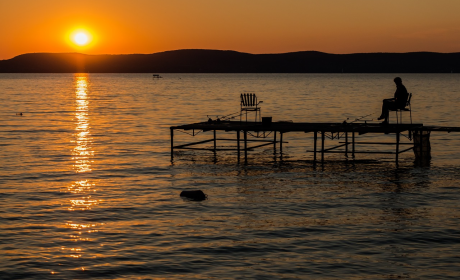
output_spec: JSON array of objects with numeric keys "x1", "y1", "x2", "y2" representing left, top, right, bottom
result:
[{"x1": 378, "y1": 77, "x2": 409, "y2": 124}]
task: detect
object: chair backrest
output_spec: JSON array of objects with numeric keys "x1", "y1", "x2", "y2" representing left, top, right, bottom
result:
[
  {"x1": 406, "y1": 93, "x2": 412, "y2": 106},
  {"x1": 241, "y1": 93, "x2": 258, "y2": 107},
  {"x1": 403, "y1": 93, "x2": 412, "y2": 109}
]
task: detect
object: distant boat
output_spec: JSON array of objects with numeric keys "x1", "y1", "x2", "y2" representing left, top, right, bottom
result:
[{"x1": 152, "y1": 74, "x2": 162, "y2": 78}]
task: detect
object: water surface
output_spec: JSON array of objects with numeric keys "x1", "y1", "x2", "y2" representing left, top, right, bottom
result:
[{"x1": 1, "y1": 73, "x2": 460, "y2": 279}]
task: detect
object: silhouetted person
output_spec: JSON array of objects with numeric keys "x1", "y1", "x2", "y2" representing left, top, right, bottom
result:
[{"x1": 378, "y1": 77, "x2": 409, "y2": 124}]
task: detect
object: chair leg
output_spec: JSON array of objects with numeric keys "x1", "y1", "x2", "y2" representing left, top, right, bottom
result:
[{"x1": 409, "y1": 107, "x2": 412, "y2": 125}]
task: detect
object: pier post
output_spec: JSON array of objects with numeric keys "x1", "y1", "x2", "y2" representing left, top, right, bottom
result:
[
  {"x1": 244, "y1": 130, "x2": 248, "y2": 162},
  {"x1": 237, "y1": 130, "x2": 240, "y2": 161},
  {"x1": 352, "y1": 131, "x2": 355, "y2": 158},
  {"x1": 213, "y1": 130, "x2": 217, "y2": 152},
  {"x1": 396, "y1": 132, "x2": 400, "y2": 162},
  {"x1": 413, "y1": 130, "x2": 431, "y2": 164},
  {"x1": 345, "y1": 131, "x2": 348, "y2": 158},
  {"x1": 314, "y1": 131, "x2": 317, "y2": 162},
  {"x1": 273, "y1": 131, "x2": 277, "y2": 154},
  {"x1": 280, "y1": 132, "x2": 283, "y2": 153},
  {"x1": 321, "y1": 131, "x2": 325, "y2": 163},
  {"x1": 170, "y1": 128, "x2": 174, "y2": 160}
]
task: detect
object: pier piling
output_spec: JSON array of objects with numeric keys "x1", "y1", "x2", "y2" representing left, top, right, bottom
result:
[
  {"x1": 244, "y1": 130, "x2": 248, "y2": 162},
  {"x1": 237, "y1": 130, "x2": 240, "y2": 161},
  {"x1": 170, "y1": 128, "x2": 174, "y2": 160}
]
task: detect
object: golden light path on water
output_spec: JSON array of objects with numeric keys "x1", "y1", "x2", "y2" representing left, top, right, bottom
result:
[
  {"x1": 73, "y1": 74, "x2": 92, "y2": 174},
  {"x1": 61, "y1": 74, "x2": 101, "y2": 268}
]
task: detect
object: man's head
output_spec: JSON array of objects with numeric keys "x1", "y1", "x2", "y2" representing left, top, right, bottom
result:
[{"x1": 394, "y1": 77, "x2": 402, "y2": 85}]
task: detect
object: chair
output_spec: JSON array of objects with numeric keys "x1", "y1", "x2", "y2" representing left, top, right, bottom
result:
[
  {"x1": 390, "y1": 93, "x2": 412, "y2": 124},
  {"x1": 240, "y1": 93, "x2": 262, "y2": 122}
]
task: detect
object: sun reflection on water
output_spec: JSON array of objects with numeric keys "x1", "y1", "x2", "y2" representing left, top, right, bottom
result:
[
  {"x1": 62, "y1": 74, "x2": 102, "y2": 263},
  {"x1": 72, "y1": 75, "x2": 93, "y2": 173}
]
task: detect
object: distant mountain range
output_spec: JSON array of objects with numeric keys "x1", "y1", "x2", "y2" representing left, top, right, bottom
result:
[{"x1": 1, "y1": 49, "x2": 459, "y2": 73}]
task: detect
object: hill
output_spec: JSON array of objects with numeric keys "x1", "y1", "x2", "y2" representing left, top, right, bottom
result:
[{"x1": 1, "y1": 49, "x2": 459, "y2": 73}]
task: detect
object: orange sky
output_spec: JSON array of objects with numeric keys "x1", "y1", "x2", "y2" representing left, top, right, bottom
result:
[{"x1": 1, "y1": 0, "x2": 460, "y2": 60}]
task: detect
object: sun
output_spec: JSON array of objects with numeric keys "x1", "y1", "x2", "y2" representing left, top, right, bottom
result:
[
  {"x1": 73, "y1": 32, "x2": 90, "y2": 46},
  {"x1": 66, "y1": 28, "x2": 96, "y2": 50}
]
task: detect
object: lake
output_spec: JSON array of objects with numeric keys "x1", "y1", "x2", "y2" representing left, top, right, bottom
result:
[{"x1": 1, "y1": 73, "x2": 460, "y2": 279}]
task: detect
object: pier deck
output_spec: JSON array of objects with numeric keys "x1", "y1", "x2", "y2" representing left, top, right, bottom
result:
[{"x1": 170, "y1": 121, "x2": 460, "y2": 163}]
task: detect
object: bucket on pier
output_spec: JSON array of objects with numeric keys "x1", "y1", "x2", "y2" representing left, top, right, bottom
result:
[{"x1": 262, "y1": 117, "x2": 272, "y2": 126}]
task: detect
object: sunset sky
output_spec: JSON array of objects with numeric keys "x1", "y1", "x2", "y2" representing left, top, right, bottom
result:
[{"x1": 1, "y1": 0, "x2": 459, "y2": 60}]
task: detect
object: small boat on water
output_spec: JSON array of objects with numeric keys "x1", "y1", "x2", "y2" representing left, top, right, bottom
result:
[{"x1": 152, "y1": 74, "x2": 162, "y2": 78}]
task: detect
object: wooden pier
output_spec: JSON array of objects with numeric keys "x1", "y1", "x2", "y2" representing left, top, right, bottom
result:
[{"x1": 170, "y1": 120, "x2": 460, "y2": 163}]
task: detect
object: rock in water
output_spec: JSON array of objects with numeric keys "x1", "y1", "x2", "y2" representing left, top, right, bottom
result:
[{"x1": 180, "y1": 190, "x2": 207, "y2": 201}]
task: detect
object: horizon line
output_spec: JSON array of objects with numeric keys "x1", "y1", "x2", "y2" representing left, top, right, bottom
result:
[{"x1": 4, "y1": 49, "x2": 460, "y2": 61}]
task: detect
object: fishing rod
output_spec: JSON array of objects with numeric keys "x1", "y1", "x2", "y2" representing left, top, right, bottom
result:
[
  {"x1": 207, "y1": 111, "x2": 242, "y2": 122},
  {"x1": 348, "y1": 113, "x2": 374, "y2": 123}
]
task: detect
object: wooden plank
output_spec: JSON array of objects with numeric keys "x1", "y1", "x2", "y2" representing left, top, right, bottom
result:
[
  {"x1": 179, "y1": 147, "x2": 240, "y2": 151},
  {"x1": 314, "y1": 150, "x2": 397, "y2": 154},
  {"x1": 174, "y1": 139, "x2": 214, "y2": 149},
  {"x1": 398, "y1": 147, "x2": 414, "y2": 154},
  {"x1": 339, "y1": 141, "x2": 412, "y2": 145},
  {"x1": 247, "y1": 142, "x2": 275, "y2": 150},
  {"x1": 323, "y1": 143, "x2": 347, "y2": 152},
  {"x1": 217, "y1": 138, "x2": 277, "y2": 143}
]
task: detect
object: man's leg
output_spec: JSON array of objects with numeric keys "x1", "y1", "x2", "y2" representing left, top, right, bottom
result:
[
  {"x1": 379, "y1": 99, "x2": 391, "y2": 120},
  {"x1": 384, "y1": 101, "x2": 398, "y2": 123}
]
